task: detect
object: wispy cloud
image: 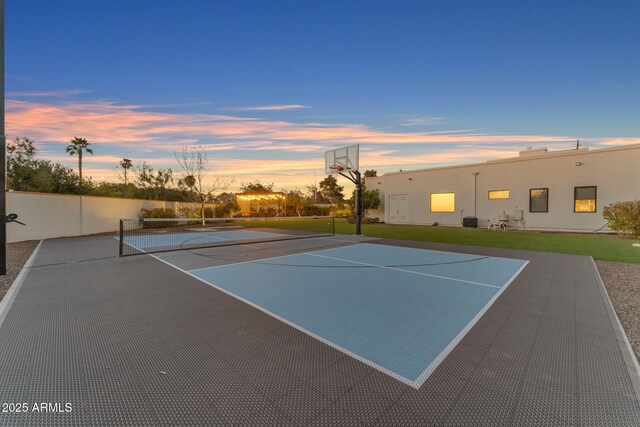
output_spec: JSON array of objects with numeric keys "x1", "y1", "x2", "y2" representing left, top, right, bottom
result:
[
  {"x1": 6, "y1": 99, "x2": 576, "y2": 150},
  {"x1": 599, "y1": 138, "x2": 640, "y2": 146},
  {"x1": 402, "y1": 117, "x2": 445, "y2": 126},
  {"x1": 7, "y1": 89, "x2": 89, "y2": 98},
  {"x1": 226, "y1": 104, "x2": 311, "y2": 111},
  {"x1": 9, "y1": 96, "x2": 636, "y2": 190}
]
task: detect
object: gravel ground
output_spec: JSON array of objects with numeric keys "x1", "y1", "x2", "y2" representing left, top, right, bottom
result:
[
  {"x1": 0, "y1": 240, "x2": 40, "y2": 303},
  {"x1": 596, "y1": 260, "x2": 640, "y2": 361},
  {"x1": 1, "y1": 241, "x2": 639, "y2": 363}
]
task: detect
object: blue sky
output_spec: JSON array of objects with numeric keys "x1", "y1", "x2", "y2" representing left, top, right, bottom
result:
[{"x1": 7, "y1": 0, "x2": 640, "y2": 189}]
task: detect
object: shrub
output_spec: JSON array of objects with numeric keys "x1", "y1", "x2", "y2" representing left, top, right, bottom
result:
[
  {"x1": 603, "y1": 201, "x2": 640, "y2": 238},
  {"x1": 140, "y1": 207, "x2": 177, "y2": 218},
  {"x1": 330, "y1": 205, "x2": 352, "y2": 218},
  {"x1": 179, "y1": 207, "x2": 215, "y2": 218},
  {"x1": 178, "y1": 207, "x2": 199, "y2": 218},
  {"x1": 346, "y1": 215, "x2": 380, "y2": 224},
  {"x1": 303, "y1": 205, "x2": 331, "y2": 216},
  {"x1": 215, "y1": 201, "x2": 241, "y2": 218},
  {"x1": 139, "y1": 207, "x2": 177, "y2": 229},
  {"x1": 432, "y1": 222, "x2": 439, "y2": 226}
]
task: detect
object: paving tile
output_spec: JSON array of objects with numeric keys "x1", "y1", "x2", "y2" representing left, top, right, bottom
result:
[
  {"x1": 214, "y1": 383, "x2": 271, "y2": 424},
  {"x1": 338, "y1": 382, "x2": 396, "y2": 425},
  {"x1": 275, "y1": 384, "x2": 332, "y2": 425},
  {"x1": 309, "y1": 404, "x2": 365, "y2": 426},
  {"x1": 281, "y1": 351, "x2": 331, "y2": 381},
  {"x1": 307, "y1": 366, "x2": 362, "y2": 402}
]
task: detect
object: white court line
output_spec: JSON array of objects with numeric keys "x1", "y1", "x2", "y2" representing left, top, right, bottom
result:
[
  {"x1": 150, "y1": 253, "x2": 419, "y2": 388},
  {"x1": 122, "y1": 230, "x2": 301, "y2": 254},
  {"x1": 187, "y1": 249, "x2": 333, "y2": 272},
  {"x1": 410, "y1": 259, "x2": 529, "y2": 388},
  {"x1": 0, "y1": 240, "x2": 44, "y2": 331},
  {"x1": 307, "y1": 253, "x2": 502, "y2": 289},
  {"x1": 181, "y1": 231, "x2": 231, "y2": 243},
  {"x1": 117, "y1": 231, "x2": 231, "y2": 254},
  {"x1": 156, "y1": 247, "x2": 528, "y2": 389},
  {"x1": 190, "y1": 245, "x2": 503, "y2": 291},
  {"x1": 319, "y1": 236, "x2": 376, "y2": 244}
]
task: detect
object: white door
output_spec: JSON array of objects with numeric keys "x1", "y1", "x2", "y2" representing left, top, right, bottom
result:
[
  {"x1": 388, "y1": 194, "x2": 408, "y2": 224},
  {"x1": 388, "y1": 195, "x2": 398, "y2": 223},
  {"x1": 398, "y1": 195, "x2": 409, "y2": 223}
]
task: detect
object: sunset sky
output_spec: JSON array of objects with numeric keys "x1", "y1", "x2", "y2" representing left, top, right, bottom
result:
[{"x1": 6, "y1": 0, "x2": 640, "y2": 192}]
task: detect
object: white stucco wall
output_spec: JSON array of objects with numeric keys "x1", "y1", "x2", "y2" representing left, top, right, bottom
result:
[
  {"x1": 373, "y1": 144, "x2": 640, "y2": 232},
  {"x1": 6, "y1": 192, "x2": 211, "y2": 242}
]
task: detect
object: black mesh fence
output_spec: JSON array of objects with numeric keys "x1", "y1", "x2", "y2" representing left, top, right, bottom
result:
[{"x1": 119, "y1": 216, "x2": 335, "y2": 256}]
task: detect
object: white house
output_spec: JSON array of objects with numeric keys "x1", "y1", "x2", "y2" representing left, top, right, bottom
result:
[{"x1": 366, "y1": 143, "x2": 640, "y2": 232}]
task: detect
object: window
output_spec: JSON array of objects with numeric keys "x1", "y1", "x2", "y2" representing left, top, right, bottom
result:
[
  {"x1": 488, "y1": 190, "x2": 510, "y2": 200},
  {"x1": 430, "y1": 193, "x2": 455, "y2": 212},
  {"x1": 529, "y1": 188, "x2": 548, "y2": 213},
  {"x1": 574, "y1": 186, "x2": 597, "y2": 213}
]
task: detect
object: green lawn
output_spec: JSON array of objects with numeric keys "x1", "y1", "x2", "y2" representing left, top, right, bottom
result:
[{"x1": 335, "y1": 221, "x2": 640, "y2": 264}]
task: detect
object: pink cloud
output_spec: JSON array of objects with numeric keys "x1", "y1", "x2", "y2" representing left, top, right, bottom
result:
[
  {"x1": 10, "y1": 96, "x2": 630, "y2": 191},
  {"x1": 6, "y1": 99, "x2": 577, "y2": 151},
  {"x1": 599, "y1": 138, "x2": 640, "y2": 146}
]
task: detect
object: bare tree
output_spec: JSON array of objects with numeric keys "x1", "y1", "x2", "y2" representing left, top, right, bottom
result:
[{"x1": 174, "y1": 145, "x2": 233, "y2": 222}]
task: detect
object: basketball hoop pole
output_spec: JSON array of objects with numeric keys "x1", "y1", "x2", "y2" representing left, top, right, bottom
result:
[
  {"x1": 338, "y1": 170, "x2": 362, "y2": 236},
  {"x1": 355, "y1": 171, "x2": 363, "y2": 235},
  {"x1": 325, "y1": 145, "x2": 361, "y2": 235}
]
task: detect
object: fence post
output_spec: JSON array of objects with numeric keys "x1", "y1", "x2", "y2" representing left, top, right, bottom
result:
[{"x1": 119, "y1": 219, "x2": 124, "y2": 257}]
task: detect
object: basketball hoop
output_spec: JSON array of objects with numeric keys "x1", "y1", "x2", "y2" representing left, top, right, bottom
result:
[{"x1": 324, "y1": 144, "x2": 362, "y2": 235}]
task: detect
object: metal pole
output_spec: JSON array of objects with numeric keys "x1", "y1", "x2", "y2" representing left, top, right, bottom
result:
[
  {"x1": 472, "y1": 172, "x2": 479, "y2": 217},
  {"x1": 0, "y1": 0, "x2": 6, "y2": 275},
  {"x1": 355, "y1": 171, "x2": 362, "y2": 235},
  {"x1": 119, "y1": 220, "x2": 124, "y2": 257},
  {"x1": 339, "y1": 170, "x2": 363, "y2": 235}
]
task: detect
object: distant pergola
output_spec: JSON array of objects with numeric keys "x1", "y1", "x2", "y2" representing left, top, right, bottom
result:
[{"x1": 236, "y1": 192, "x2": 286, "y2": 216}]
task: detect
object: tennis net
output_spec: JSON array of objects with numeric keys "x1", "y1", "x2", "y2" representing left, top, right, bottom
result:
[{"x1": 119, "y1": 216, "x2": 335, "y2": 256}]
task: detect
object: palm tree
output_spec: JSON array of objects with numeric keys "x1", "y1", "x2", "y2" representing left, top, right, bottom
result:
[
  {"x1": 66, "y1": 137, "x2": 94, "y2": 184},
  {"x1": 120, "y1": 158, "x2": 133, "y2": 183}
]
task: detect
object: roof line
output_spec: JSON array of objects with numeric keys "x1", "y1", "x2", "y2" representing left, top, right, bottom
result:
[{"x1": 381, "y1": 143, "x2": 640, "y2": 177}]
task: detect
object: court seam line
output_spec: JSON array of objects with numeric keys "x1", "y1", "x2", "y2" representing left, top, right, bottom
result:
[
  {"x1": 306, "y1": 253, "x2": 502, "y2": 289},
  {"x1": 410, "y1": 259, "x2": 529, "y2": 388},
  {"x1": 148, "y1": 253, "x2": 419, "y2": 389}
]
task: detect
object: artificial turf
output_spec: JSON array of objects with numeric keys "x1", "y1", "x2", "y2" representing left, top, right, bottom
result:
[{"x1": 335, "y1": 221, "x2": 640, "y2": 264}]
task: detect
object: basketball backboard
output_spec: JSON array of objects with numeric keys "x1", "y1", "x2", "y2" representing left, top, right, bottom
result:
[{"x1": 325, "y1": 144, "x2": 359, "y2": 174}]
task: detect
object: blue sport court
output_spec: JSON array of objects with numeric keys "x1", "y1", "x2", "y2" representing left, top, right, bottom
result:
[{"x1": 178, "y1": 242, "x2": 528, "y2": 388}]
